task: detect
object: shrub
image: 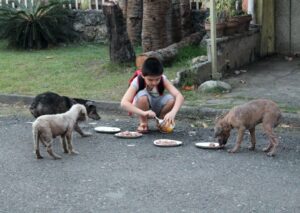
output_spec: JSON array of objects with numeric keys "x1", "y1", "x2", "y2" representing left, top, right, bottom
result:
[{"x1": 0, "y1": 0, "x2": 78, "y2": 49}]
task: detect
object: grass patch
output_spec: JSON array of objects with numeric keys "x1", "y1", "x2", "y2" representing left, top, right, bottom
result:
[
  {"x1": 0, "y1": 40, "x2": 207, "y2": 101},
  {"x1": 0, "y1": 40, "x2": 133, "y2": 100},
  {"x1": 176, "y1": 45, "x2": 207, "y2": 63}
]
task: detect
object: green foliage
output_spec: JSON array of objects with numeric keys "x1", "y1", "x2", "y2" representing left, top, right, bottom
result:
[
  {"x1": 221, "y1": 0, "x2": 245, "y2": 17},
  {"x1": 0, "y1": 0, "x2": 78, "y2": 49},
  {"x1": 207, "y1": 0, "x2": 244, "y2": 22}
]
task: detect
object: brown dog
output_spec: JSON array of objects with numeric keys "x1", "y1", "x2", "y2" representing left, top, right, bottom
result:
[{"x1": 214, "y1": 99, "x2": 282, "y2": 156}]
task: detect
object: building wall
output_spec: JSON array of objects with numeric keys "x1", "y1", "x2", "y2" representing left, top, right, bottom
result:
[
  {"x1": 275, "y1": 0, "x2": 300, "y2": 54},
  {"x1": 291, "y1": 0, "x2": 300, "y2": 54},
  {"x1": 256, "y1": 0, "x2": 275, "y2": 56}
]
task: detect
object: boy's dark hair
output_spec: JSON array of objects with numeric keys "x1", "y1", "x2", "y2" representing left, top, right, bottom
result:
[{"x1": 142, "y1": 57, "x2": 163, "y2": 76}]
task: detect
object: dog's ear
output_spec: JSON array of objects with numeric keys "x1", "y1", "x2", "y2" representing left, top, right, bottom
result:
[
  {"x1": 78, "y1": 107, "x2": 88, "y2": 121},
  {"x1": 82, "y1": 107, "x2": 88, "y2": 116},
  {"x1": 86, "y1": 101, "x2": 97, "y2": 112}
]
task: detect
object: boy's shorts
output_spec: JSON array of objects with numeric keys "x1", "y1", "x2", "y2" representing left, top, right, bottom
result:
[{"x1": 135, "y1": 90, "x2": 174, "y2": 116}]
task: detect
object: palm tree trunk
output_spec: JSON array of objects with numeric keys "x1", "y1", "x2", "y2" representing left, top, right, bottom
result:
[
  {"x1": 180, "y1": 0, "x2": 192, "y2": 38},
  {"x1": 119, "y1": 0, "x2": 128, "y2": 19},
  {"x1": 127, "y1": 0, "x2": 143, "y2": 46},
  {"x1": 171, "y1": 0, "x2": 182, "y2": 43},
  {"x1": 142, "y1": 0, "x2": 171, "y2": 52}
]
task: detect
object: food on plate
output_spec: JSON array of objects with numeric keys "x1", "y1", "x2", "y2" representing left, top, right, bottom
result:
[
  {"x1": 115, "y1": 131, "x2": 142, "y2": 138},
  {"x1": 120, "y1": 131, "x2": 132, "y2": 136},
  {"x1": 94, "y1": 126, "x2": 121, "y2": 133},
  {"x1": 209, "y1": 143, "x2": 216, "y2": 147},
  {"x1": 153, "y1": 139, "x2": 182, "y2": 147},
  {"x1": 155, "y1": 139, "x2": 178, "y2": 146},
  {"x1": 194, "y1": 142, "x2": 222, "y2": 149}
]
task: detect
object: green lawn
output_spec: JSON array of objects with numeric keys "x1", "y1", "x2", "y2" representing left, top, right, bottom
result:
[{"x1": 0, "y1": 40, "x2": 206, "y2": 101}]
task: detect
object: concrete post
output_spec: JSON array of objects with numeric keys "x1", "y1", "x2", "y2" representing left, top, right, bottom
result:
[
  {"x1": 248, "y1": 0, "x2": 256, "y2": 24},
  {"x1": 210, "y1": 0, "x2": 221, "y2": 80}
]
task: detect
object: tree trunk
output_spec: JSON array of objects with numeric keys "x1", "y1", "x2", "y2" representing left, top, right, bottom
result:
[
  {"x1": 126, "y1": 0, "x2": 143, "y2": 46},
  {"x1": 136, "y1": 32, "x2": 204, "y2": 66},
  {"x1": 103, "y1": 2, "x2": 135, "y2": 63},
  {"x1": 165, "y1": 1, "x2": 173, "y2": 45},
  {"x1": 142, "y1": 0, "x2": 171, "y2": 52},
  {"x1": 171, "y1": 0, "x2": 182, "y2": 43},
  {"x1": 180, "y1": 0, "x2": 192, "y2": 38},
  {"x1": 118, "y1": 0, "x2": 128, "y2": 19}
]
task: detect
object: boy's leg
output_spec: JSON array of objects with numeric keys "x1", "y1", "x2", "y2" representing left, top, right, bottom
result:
[
  {"x1": 150, "y1": 94, "x2": 174, "y2": 119},
  {"x1": 136, "y1": 95, "x2": 150, "y2": 125},
  {"x1": 135, "y1": 91, "x2": 150, "y2": 133},
  {"x1": 159, "y1": 99, "x2": 175, "y2": 118}
]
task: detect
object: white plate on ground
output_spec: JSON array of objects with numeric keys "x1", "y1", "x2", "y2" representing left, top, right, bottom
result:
[
  {"x1": 114, "y1": 131, "x2": 143, "y2": 139},
  {"x1": 153, "y1": 139, "x2": 183, "y2": 147},
  {"x1": 94, "y1": 126, "x2": 121, "y2": 133},
  {"x1": 195, "y1": 142, "x2": 222, "y2": 149}
]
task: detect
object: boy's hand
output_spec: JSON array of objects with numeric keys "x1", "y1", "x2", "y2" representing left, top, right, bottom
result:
[
  {"x1": 144, "y1": 110, "x2": 156, "y2": 118},
  {"x1": 163, "y1": 111, "x2": 176, "y2": 124}
]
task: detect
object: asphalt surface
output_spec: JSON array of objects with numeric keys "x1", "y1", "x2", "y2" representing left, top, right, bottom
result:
[{"x1": 0, "y1": 110, "x2": 299, "y2": 213}]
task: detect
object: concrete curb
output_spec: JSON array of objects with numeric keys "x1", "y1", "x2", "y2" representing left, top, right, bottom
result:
[{"x1": 0, "y1": 94, "x2": 299, "y2": 127}]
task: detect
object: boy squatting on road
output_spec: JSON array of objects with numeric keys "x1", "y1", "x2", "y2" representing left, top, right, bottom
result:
[{"x1": 120, "y1": 57, "x2": 184, "y2": 133}]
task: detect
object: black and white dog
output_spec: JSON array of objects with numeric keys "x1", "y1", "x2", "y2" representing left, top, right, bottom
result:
[{"x1": 30, "y1": 91, "x2": 100, "y2": 137}]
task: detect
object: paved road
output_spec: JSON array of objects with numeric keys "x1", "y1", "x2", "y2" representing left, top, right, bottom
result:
[
  {"x1": 0, "y1": 110, "x2": 299, "y2": 213},
  {"x1": 223, "y1": 56, "x2": 300, "y2": 109}
]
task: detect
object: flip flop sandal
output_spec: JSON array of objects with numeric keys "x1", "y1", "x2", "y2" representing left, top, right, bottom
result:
[{"x1": 137, "y1": 123, "x2": 149, "y2": 134}]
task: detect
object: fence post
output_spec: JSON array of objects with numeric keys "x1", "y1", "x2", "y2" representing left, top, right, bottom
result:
[{"x1": 95, "y1": 0, "x2": 98, "y2": 10}]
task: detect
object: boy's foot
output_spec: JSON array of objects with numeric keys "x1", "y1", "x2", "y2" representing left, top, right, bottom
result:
[{"x1": 137, "y1": 123, "x2": 149, "y2": 134}]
